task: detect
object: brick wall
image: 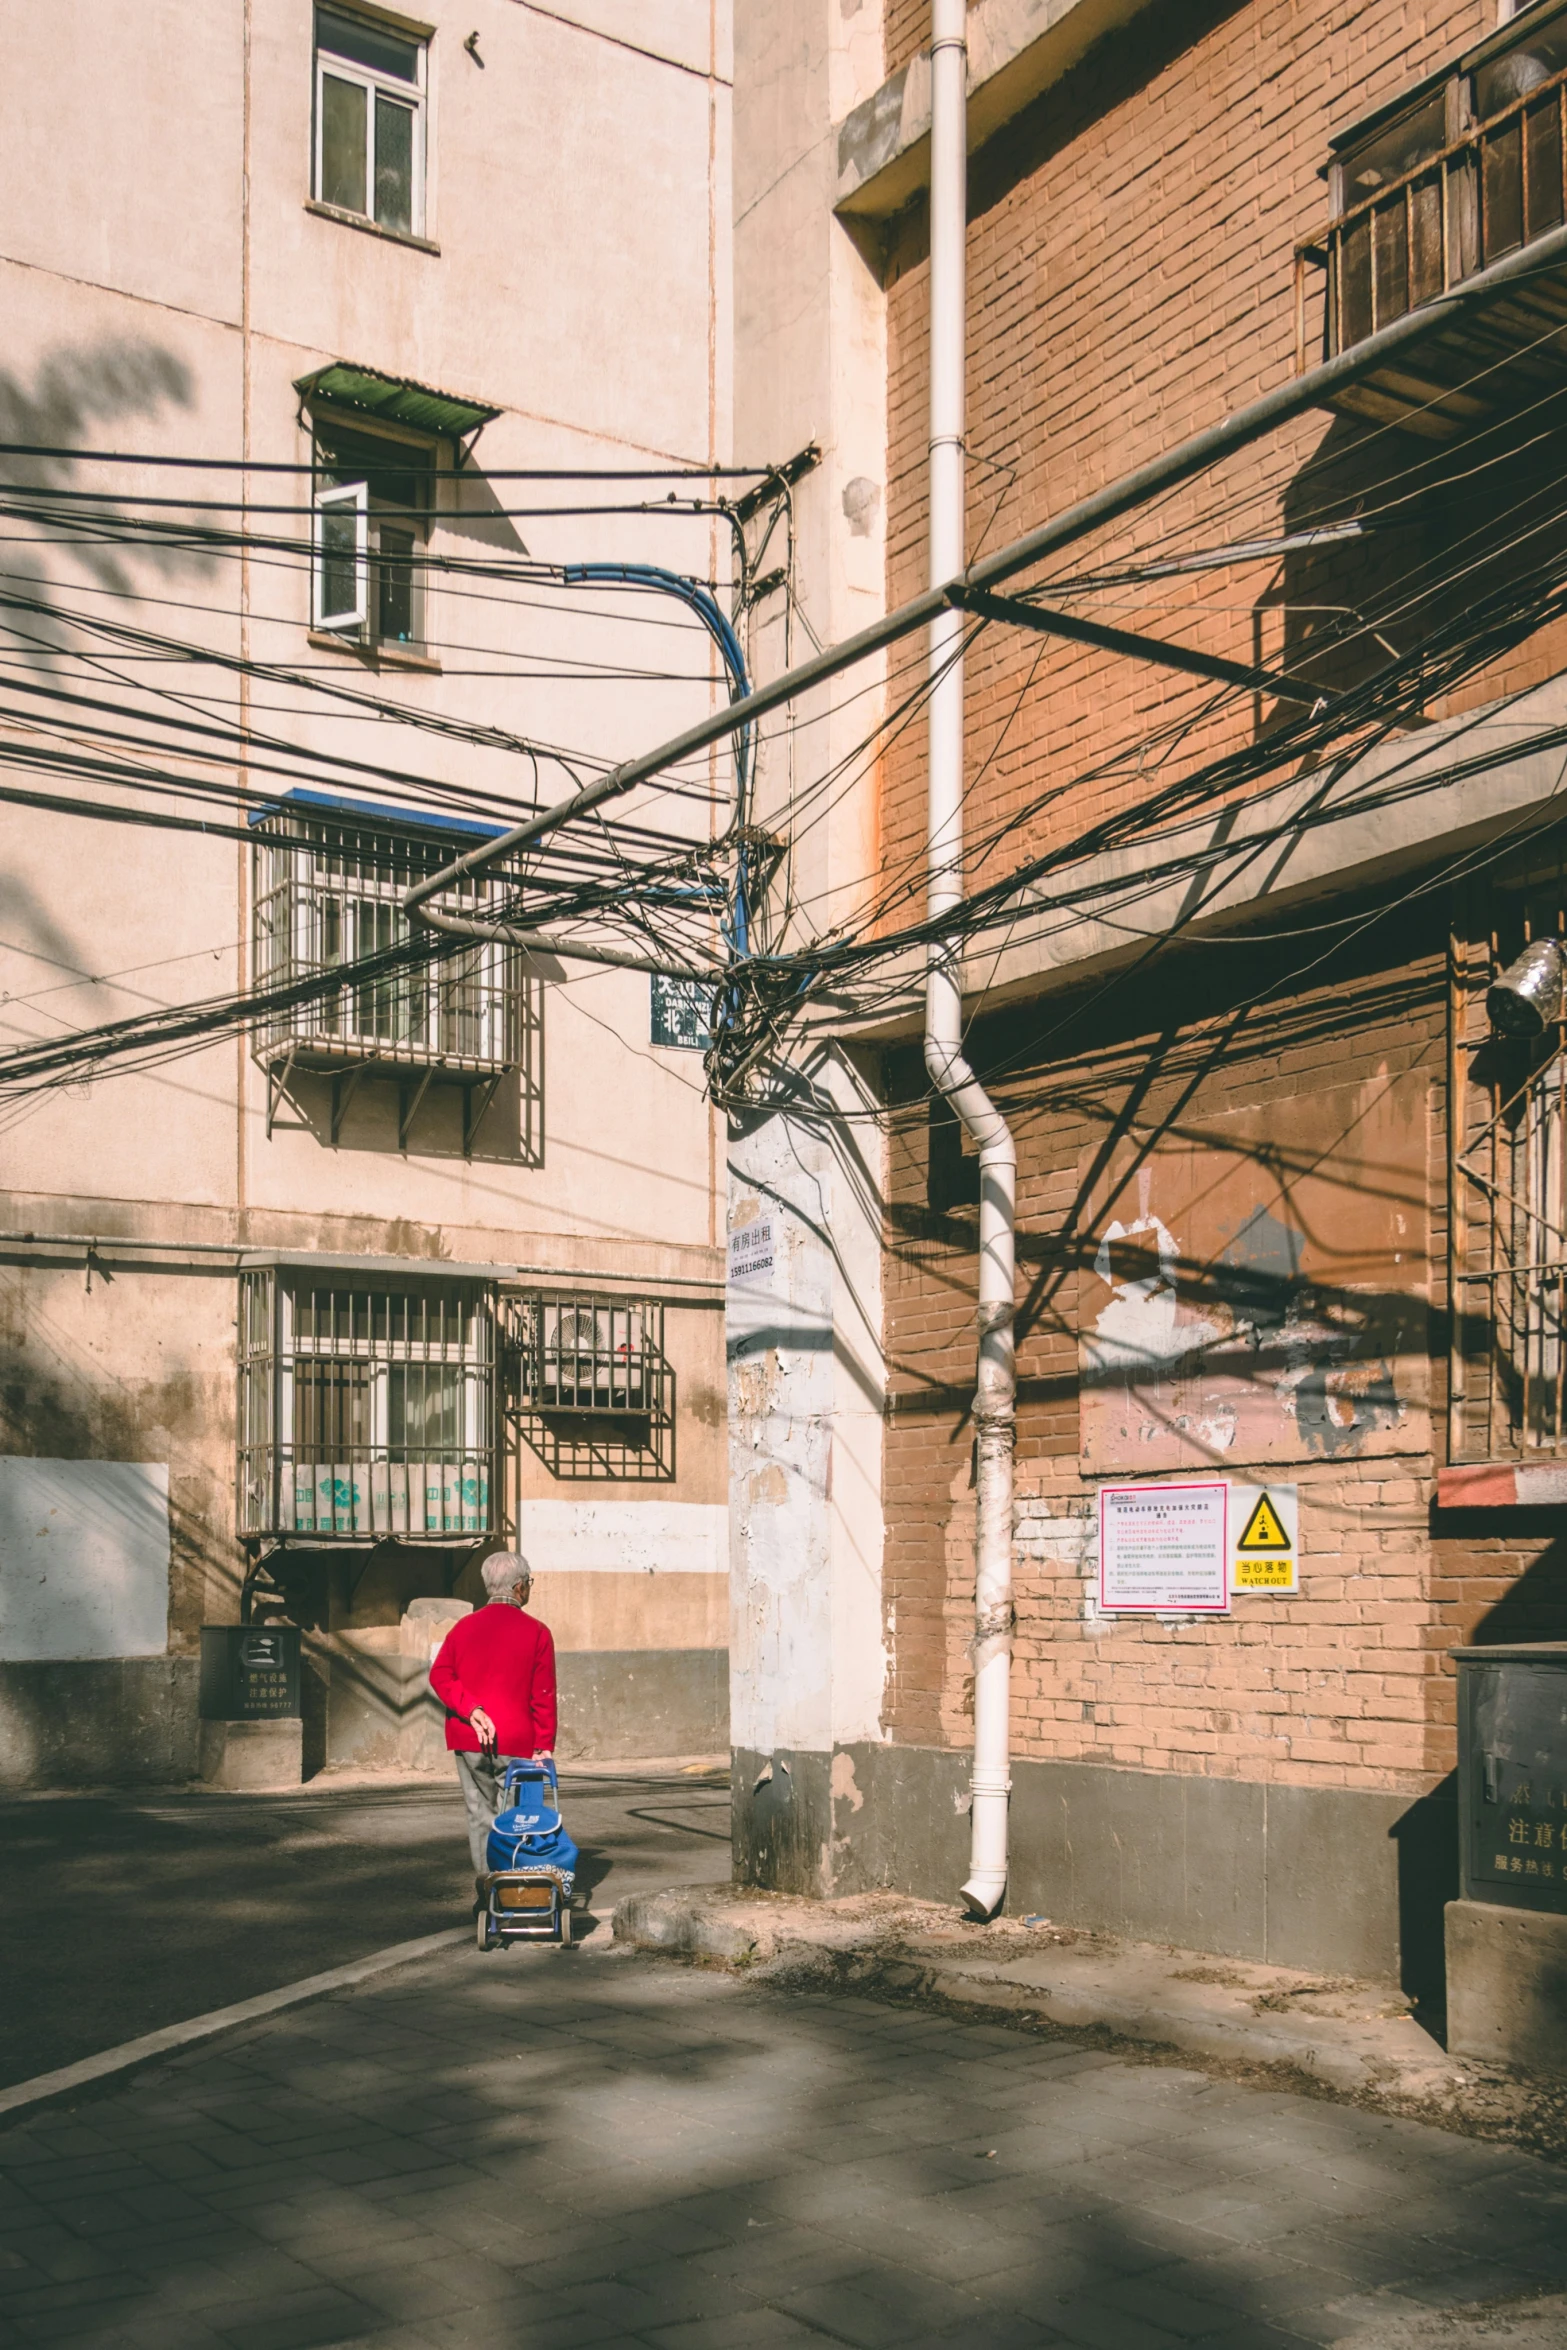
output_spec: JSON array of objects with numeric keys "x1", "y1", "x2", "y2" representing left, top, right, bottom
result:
[
  {"x1": 873, "y1": 0, "x2": 1567, "y2": 1799},
  {"x1": 878, "y1": 894, "x2": 1525, "y2": 1795},
  {"x1": 879, "y1": 0, "x2": 1555, "y2": 912}
]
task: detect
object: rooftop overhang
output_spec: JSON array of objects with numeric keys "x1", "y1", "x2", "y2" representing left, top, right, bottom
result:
[
  {"x1": 294, "y1": 361, "x2": 501, "y2": 450},
  {"x1": 808, "y1": 672, "x2": 1567, "y2": 1044},
  {"x1": 834, "y1": 0, "x2": 1159, "y2": 223}
]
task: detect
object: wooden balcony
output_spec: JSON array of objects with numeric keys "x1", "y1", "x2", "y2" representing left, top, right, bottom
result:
[{"x1": 1296, "y1": 23, "x2": 1567, "y2": 438}]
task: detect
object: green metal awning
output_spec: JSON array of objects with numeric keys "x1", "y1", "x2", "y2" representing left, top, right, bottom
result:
[{"x1": 294, "y1": 361, "x2": 501, "y2": 445}]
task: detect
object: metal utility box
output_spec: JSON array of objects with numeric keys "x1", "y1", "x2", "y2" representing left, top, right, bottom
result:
[
  {"x1": 1454, "y1": 1644, "x2": 1567, "y2": 1918},
  {"x1": 199, "y1": 1625, "x2": 301, "y2": 1722}
]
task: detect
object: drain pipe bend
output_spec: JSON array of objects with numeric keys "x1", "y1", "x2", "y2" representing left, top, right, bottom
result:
[{"x1": 923, "y1": 0, "x2": 1017, "y2": 1921}]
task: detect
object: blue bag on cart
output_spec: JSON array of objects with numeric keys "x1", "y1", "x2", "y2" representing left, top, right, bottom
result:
[{"x1": 485, "y1": 1759, "x2": 578, "y2": 1896}]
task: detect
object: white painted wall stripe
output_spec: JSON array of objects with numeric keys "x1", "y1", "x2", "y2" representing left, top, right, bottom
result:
[{"x1": 516, "y1": 1499, "x2": 728, "y2": 1574}]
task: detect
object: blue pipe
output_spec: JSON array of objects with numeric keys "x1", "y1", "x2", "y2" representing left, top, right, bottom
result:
[{"x1": 560, "y1": 562, "x2": 753, "y2": 966}]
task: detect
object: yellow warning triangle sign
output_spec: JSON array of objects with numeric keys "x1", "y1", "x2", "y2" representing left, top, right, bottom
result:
[{"x1": 1236, "y1": 1491, "x2": 1290, "y2": 1552}]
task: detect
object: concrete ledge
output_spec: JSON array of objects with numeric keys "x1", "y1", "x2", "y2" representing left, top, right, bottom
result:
[
  {"x1": 610, "y1": 1883, "x2": 1463, "y2": 2100},
  {"x1": 0, "y1": 1658, "x2": 199, "y2": 1788},
  {"x1": 612, "y1": 1887, "x2": 762, "y2": 1965},
  {"x1": 1446, "y1": 1899, "x2": 1567, "y2": 2075},
  {"x1": 198, "y1": 1717, "x2": 302, "y2": 1793},
  {"x1": 836, "y1": 0, "x2": 1158, "y2": 220}
]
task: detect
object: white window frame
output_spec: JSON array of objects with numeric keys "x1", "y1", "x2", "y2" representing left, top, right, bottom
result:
[
  {"x1": 312, "y1": 479, "x2": 368, "y2": 631},
  {"x1": 313, "y1": 12, "x2": 427, "y2": 238}
]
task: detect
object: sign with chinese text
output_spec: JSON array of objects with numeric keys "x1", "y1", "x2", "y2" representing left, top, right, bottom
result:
[
  {"x1": 1229, "y1": 1482, "x2": 1299, "y2": 1593},
  {"x1": 727, "y1": 1217, "x2": 775, "y2": 1285},
  {"x1": 1098, "y1": 1480, "x2": 1229, "y2": 1613}
]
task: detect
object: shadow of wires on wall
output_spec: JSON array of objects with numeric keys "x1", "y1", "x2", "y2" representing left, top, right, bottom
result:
[{"x1": 0, "y1": 340, "x2": 207, "y2": 658}]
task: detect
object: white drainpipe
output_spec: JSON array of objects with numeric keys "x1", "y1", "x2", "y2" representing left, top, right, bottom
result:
[{"x1": 923, "y1": 0, "x2": 1018, "y2": 1921}]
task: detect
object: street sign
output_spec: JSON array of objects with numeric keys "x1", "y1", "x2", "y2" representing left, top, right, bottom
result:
[
  {"x1": 1229, "y1": 1482, "x2": 1299, "y2": 1592},
  {"x1": 1098, "y1": 1480, "x2": 1229, "y2": 1613}
]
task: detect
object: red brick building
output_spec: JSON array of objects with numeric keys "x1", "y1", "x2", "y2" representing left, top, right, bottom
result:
[{"x1": 729, "y1": 0, "x2": 1567, "y2": 1998}]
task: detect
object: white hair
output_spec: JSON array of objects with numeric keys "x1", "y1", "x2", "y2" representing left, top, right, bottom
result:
[{"x1": 481, "y1": 1550, "x2": 532, "y2": 1602}]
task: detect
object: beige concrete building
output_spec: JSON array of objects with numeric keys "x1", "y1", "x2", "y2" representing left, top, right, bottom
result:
[{"x1": 0, "y1": 0, "x2": 742, "y2": 1784}]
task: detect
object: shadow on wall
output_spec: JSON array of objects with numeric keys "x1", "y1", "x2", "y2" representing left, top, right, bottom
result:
[
  {"x1": 1269, "y1": 388, "x2": 1567, "y2": 725},
  {"x1": 0, "y1": 338, "x2": 206, "y2": 662}
]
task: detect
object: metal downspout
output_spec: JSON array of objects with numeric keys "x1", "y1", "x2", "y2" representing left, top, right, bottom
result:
[{"x1": 922, "y1": 0, "x2": 1017, "y2": 1922}]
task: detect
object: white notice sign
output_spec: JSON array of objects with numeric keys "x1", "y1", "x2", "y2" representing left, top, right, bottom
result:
[
  {"x1": 1098, "y1": 1480, "x2": 1229, "y2": 1614},
  {"x1": 727, "y1": 1217, "x2": 775, "y2": 1285}
]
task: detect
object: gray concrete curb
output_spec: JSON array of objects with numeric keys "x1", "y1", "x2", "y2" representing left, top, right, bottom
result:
[
  {"x1": 0, "y1": 1927, "x2": 468, "y2": 2124},
  {"x1": 612, "y1": 1885, "x2": 1467, "y2": 2103}
]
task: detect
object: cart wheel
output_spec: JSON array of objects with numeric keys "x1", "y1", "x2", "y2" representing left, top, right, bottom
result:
[
  {"x1": 557, "y1": 1907, "x2": 572, "y2": 1947},
  {"x1": 476, "y1": 1911, "x2": 492, "y2": 1951}
]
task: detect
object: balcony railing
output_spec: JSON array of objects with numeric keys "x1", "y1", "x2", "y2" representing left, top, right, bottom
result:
[
  {"x1": 1298, "y1": 64, "x2": 1567, "y2": 365},
  {"x1": 1294, "y1": 19, "x2": 1567, "y2": 436}
]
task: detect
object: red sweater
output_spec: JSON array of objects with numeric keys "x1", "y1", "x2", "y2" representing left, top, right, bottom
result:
[{"x1": 429, "y1": 1603, "x2": 557, "y2": 1756}]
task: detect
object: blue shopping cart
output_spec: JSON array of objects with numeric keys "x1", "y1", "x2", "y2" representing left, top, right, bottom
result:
[{"x1": 477, "y1": 1759, "x2": 579, "y2": 1950}]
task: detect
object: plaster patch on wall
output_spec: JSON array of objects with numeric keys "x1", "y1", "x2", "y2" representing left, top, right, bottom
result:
[
  {"x1": 514, "y1": 1499, "x2": 728, "y2": 1574},
  {"x1": 1079, "y1": 1079, "x2": 1428, "y2": 1471},
  {"x1": 0, "y1": 1457, "x2": 170, "y2": 1661},
  {"x1": 830, "y1": 1747, "x2": 865, "y2": 1811}
]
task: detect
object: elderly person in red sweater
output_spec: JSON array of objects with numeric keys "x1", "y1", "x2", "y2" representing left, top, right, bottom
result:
[{"x1": 430, "y1": 1550, "x2": 557, "y2": 1878}]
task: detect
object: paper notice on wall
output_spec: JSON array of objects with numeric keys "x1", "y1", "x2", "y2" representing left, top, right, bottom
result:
[
  {"x1": 728, "y1": 1217, "x2": 774, "y2": 1285},
  {"x1": 1229, "y1": 1482, "x2": 1299, "y2": 1593},
  {"x1": 1098, "y1": 1479, "x2": 1229, "y2": 1613}
]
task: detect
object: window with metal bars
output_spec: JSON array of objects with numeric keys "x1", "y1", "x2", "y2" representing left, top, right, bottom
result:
[
  {"x1": 251, "y1": 807, "x2": 541, "y2": 1152},
  {"x1": 1451, "y1": 866, "x2": 1567, "y2": 1458},
  {"x1": 238, "y1": 1266, "x2": 499, "y2": 1540},
  {"x1": 502, "y1": 1291, "x2": 676, "y2": 1480}
]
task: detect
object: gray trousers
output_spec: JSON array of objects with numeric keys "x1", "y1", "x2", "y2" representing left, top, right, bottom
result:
[{"x1": 455, "y1": 1749, "x2": 516, "y2": 1876}]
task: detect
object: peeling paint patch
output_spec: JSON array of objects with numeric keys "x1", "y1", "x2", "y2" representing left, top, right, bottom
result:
[
  {"x1": 831, "y1": 1748, "x2": 864, "y2": 1813},
  {"x1": 1079, "y1": 1079, "x2": 1428, "y2": 1471}
]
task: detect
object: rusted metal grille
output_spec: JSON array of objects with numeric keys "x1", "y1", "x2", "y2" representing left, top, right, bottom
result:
[
  {"x1": 1451, "y1": 874, "x2": 1567, "y2": 1458},
  {"x1": 502, "y1": 1291, "x2": 675, "y2": 1480},
  {"x1": 238, "y1": 1266, "x2": 499, "y2": 1539}
]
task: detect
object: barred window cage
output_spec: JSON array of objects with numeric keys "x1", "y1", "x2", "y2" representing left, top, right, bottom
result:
[
  {"x1": 251, "y1": 808, "x2": 539, "y2": 1151},
  {"x1": 1451, "y1": 869, "x2": 1567, "y2": 1458},
  {"x1": 502, "y1": 1291, "x2": 675, "y2": 1479},
  {"x1": 238, "y1": 1264, "x2": 499, "y2": 1540}
]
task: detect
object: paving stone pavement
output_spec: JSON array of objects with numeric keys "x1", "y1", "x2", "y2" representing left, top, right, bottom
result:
[{"x1": 0, "y1": 1942, "x2": 1563, "y2": 2350}]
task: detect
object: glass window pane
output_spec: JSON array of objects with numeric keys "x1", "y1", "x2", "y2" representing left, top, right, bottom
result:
[
  {"x1": 320, "y1": 73, "x2": 367, "y2": 213},
  {"x1": 376, "y1": 524, "x2": 416, "y2": 645},
  {"x1": 318, "y1": 499, "x2": 361, "y2": 620},
  {"x1": 374, "y1": 94, "x2": 414, "y2": 234},
  {"x1": 317, "y1": 426, "x2": 431, "y2": 511},
  {"x1": 389, "y1": 1364, "x2": 460, "y2": 1455},
  {"x1": 317, "y1": 7, "x2": 420, "y2": 84}
]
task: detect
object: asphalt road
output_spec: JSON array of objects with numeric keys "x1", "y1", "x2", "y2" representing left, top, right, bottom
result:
[{"x1": 0, "y1": 1767, "x2": 731, "y2": 2091}]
